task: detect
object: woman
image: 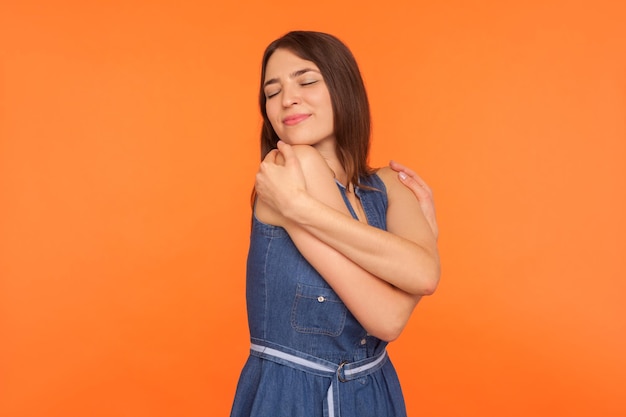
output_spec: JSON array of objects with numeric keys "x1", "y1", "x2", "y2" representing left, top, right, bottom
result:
[{"x1": 231, "y1": 31, "x2": 440, "y2": 417}]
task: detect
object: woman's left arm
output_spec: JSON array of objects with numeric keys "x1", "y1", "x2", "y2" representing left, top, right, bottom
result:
[
  {"x1": 292, "y1": 167, "x2": 440, "y2": 296},
  {"x1": 257, "y1": 142, "x2": 440, "y2": 296},
  {"x1": 389, "y1": 159, "x2": 439, "y2": 242}
]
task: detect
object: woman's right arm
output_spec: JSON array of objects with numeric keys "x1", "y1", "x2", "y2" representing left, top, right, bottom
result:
[
  {"x1": 257, "y1": 143, "x2": 439, "y2": 297},
  {"x1": 255, "y1": 146, "x2": 428, "y2": 342}
]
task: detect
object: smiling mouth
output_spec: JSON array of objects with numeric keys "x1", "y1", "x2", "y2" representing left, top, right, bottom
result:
[{"x1": 283, "y1": 114, "x2": 311, "y2": 126}]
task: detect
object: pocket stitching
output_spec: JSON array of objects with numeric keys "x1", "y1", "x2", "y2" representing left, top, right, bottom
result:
[{"x1": 290, "y1": 283, "x2": 347, "y2": 336}]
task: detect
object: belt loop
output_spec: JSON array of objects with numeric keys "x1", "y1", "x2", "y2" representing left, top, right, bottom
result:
[{"x1": 337, "y1": 360, "x2": 348, "y2": 383}]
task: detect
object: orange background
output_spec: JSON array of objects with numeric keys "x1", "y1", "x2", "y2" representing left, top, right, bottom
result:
[{"x1": 1, "y1": 1, "x2": 625, "y2": 416}]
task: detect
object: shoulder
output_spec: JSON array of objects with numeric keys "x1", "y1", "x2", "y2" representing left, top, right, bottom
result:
[
  {"x1": 290, "y1": 145, "x2": 335, "y2": 175},
  {"x1": 376, "y1": 166, "x2": 434, "y2": 245},
  {"x1": 376, "y1": 166, "x2": 423, "y2": 220},
  {"x1": 287, "y1": 145, "x2": 336, "y2": 187},
  {"x1": 375, "y1": 166, "x2": 406, "y2": 198},
  {"x1": 254, "y1": 145, "x2": 337, "y2": 226},
  {"x1": 287, "y1": 145, "x2": 352, "y2": 215}
]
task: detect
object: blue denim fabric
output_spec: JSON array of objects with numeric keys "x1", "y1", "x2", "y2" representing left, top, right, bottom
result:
[{"x1": 230, "y1": 174, "x2": 408, "y2": 417}]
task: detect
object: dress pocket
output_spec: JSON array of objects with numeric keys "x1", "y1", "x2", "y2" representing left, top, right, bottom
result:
[{"x1": 291, "y1": 283, "x2": 347, "y2": 336}]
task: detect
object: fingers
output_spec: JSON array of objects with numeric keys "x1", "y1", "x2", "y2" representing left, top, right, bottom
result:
[
  {"x1": 276, "y1": 140, "x2": 294, "y2": 162},
  {"x1": 390, "y1": 160, "x2": 421, "y2": 182},
  {"x1": 263, "y1": 140, "x2": 293, "y2": 162},
  {"x1": 390, "y1": 160, "x2": 433, "y2": 196},
  {"x1": 263, "y1": 148, "x2": 279, "y2": 164},
  {"x1": 398, "y1": 171, "x2": 431, "y2": 201},
  {"x1": 389, "y1": 160, "x2": 416, "y2": 177}
]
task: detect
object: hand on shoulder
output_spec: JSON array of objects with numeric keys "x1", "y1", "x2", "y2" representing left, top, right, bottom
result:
[
  {"x1": 381, "y1": 161, "x2": 439, "y2": 242},
  {"x1": 254, "y1": 142, "x2": 338, "y2": 226}
]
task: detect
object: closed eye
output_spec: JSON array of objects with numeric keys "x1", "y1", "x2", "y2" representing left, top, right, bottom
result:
[{"x1": 266, "y1": 89, "x2": 280, "y2": 99}]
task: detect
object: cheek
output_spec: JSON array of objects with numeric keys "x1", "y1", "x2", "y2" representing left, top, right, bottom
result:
[
  {"x1": 320, "y1": 97, "x2": 334, "y2": 123},
  {"x1": 316, "y1": 91, "x2": 333, "y2": 118}
]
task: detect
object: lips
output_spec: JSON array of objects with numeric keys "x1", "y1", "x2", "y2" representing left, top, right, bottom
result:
[{"x1": 282, "y1": 114, "x2": 311, "y2": 126}]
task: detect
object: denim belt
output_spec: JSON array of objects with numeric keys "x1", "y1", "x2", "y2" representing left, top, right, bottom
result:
[{"x1": 250, "y1": 339, "x2": 388, "y2": 417}]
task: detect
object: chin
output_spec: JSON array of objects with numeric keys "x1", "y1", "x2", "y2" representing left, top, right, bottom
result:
[
  {"x1": 279, "y1": 138, "x2": 316, "y2": 146},
  {"x1": 277, "y1": 131, "x2": 334, "y2": 148}
]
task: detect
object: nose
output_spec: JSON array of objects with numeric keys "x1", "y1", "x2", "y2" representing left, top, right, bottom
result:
[{"x1": 281, "y1": 84, "x2": 301, "y2": 107}]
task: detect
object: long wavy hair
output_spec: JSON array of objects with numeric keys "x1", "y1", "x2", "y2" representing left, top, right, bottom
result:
[{"x1": 258, "y1": 31, "x2": 374, "y2": 189}]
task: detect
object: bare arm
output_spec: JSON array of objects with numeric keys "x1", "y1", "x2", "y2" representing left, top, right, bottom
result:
[
  {"x1": 256, "y1": 142, "x2": 440, "y2": 296},
  {"x1": 389, "y1": 159, "x2": 439, "y2": 241},
  {"x1": 255, "y1": 143, "x2": 440, "y2": 340}
]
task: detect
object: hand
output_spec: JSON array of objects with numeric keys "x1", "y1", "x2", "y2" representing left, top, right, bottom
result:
[
  {"x1": 389, "y1": 160, "x2": 439, "y2": 241},
  {"x1": 255, "y1": 141, "x2": 307, "y2": 218}
]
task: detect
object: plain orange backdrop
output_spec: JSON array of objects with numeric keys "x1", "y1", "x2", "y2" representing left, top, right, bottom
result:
[{"x1": 1, "y1": 1, "x2": 625, "y2": 416}]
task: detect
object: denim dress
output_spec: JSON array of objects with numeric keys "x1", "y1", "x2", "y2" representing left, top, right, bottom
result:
[{"x1": 230, "y1": 174, "x2": 408, "y2": 417}]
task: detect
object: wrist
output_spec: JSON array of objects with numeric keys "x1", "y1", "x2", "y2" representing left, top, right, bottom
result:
[{"x1": 281, "y1": 189, "x2": 314, "y2": 224}]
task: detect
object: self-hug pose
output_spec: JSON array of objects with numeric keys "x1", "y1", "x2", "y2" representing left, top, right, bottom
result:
[{"x1": 231, "y1": 31, "x2": 440, "y2": 417}]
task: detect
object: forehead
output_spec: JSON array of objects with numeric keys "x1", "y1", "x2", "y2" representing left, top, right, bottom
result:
[{"x1": 264, "y1": 48, "x2": 320, "y2": 79}]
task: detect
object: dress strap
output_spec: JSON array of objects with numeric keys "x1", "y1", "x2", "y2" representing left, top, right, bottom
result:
[{"x1": 334, "y1": 179, "x2": 360, "y2": 220}]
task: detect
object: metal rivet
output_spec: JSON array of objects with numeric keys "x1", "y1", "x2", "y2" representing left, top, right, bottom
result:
[{"x1": 317, "y1": 296, "x2": 325, "y2": 302}]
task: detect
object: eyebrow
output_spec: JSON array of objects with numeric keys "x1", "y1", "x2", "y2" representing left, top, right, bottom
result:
[{"x1": 263, "y1": 68, "x2": 320, "y2": 88}]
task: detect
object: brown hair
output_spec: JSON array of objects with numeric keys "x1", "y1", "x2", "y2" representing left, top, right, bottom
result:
[{"x1": 258, "y1": 31, "x2": 374, "y2": 188}]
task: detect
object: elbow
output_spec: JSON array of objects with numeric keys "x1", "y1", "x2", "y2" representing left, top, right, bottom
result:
[
  {"x1": 382, "y1": 325, "x2": 406, "y2": 342},
  {"x1": 372, "y1": 322, "x2": 405, "y2": 343},
  {"x1": 408, "y1": 264, "x2": 440, "y2": 296},
  {"x1": 402, "y1": 248, "x2": 440, "y2": 296},
  {"x1": 417, "y1": 284, "x2": 436, "y2": 297},
  {"x1": 419, "y1": 274, "x2": 439, "y2": 296},
  {"x1": 367, "y1": 300, "x2": 418, "y2": 342}
]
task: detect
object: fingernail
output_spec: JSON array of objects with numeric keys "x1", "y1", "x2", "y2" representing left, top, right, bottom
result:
[{"x1": 399, "y1": 171, "x2": 407, "y2": 181}]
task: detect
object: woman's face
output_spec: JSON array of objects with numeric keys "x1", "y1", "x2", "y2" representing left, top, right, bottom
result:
[{"x1": 263, "y1": 48, "x2": 335, "y2": 150}]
